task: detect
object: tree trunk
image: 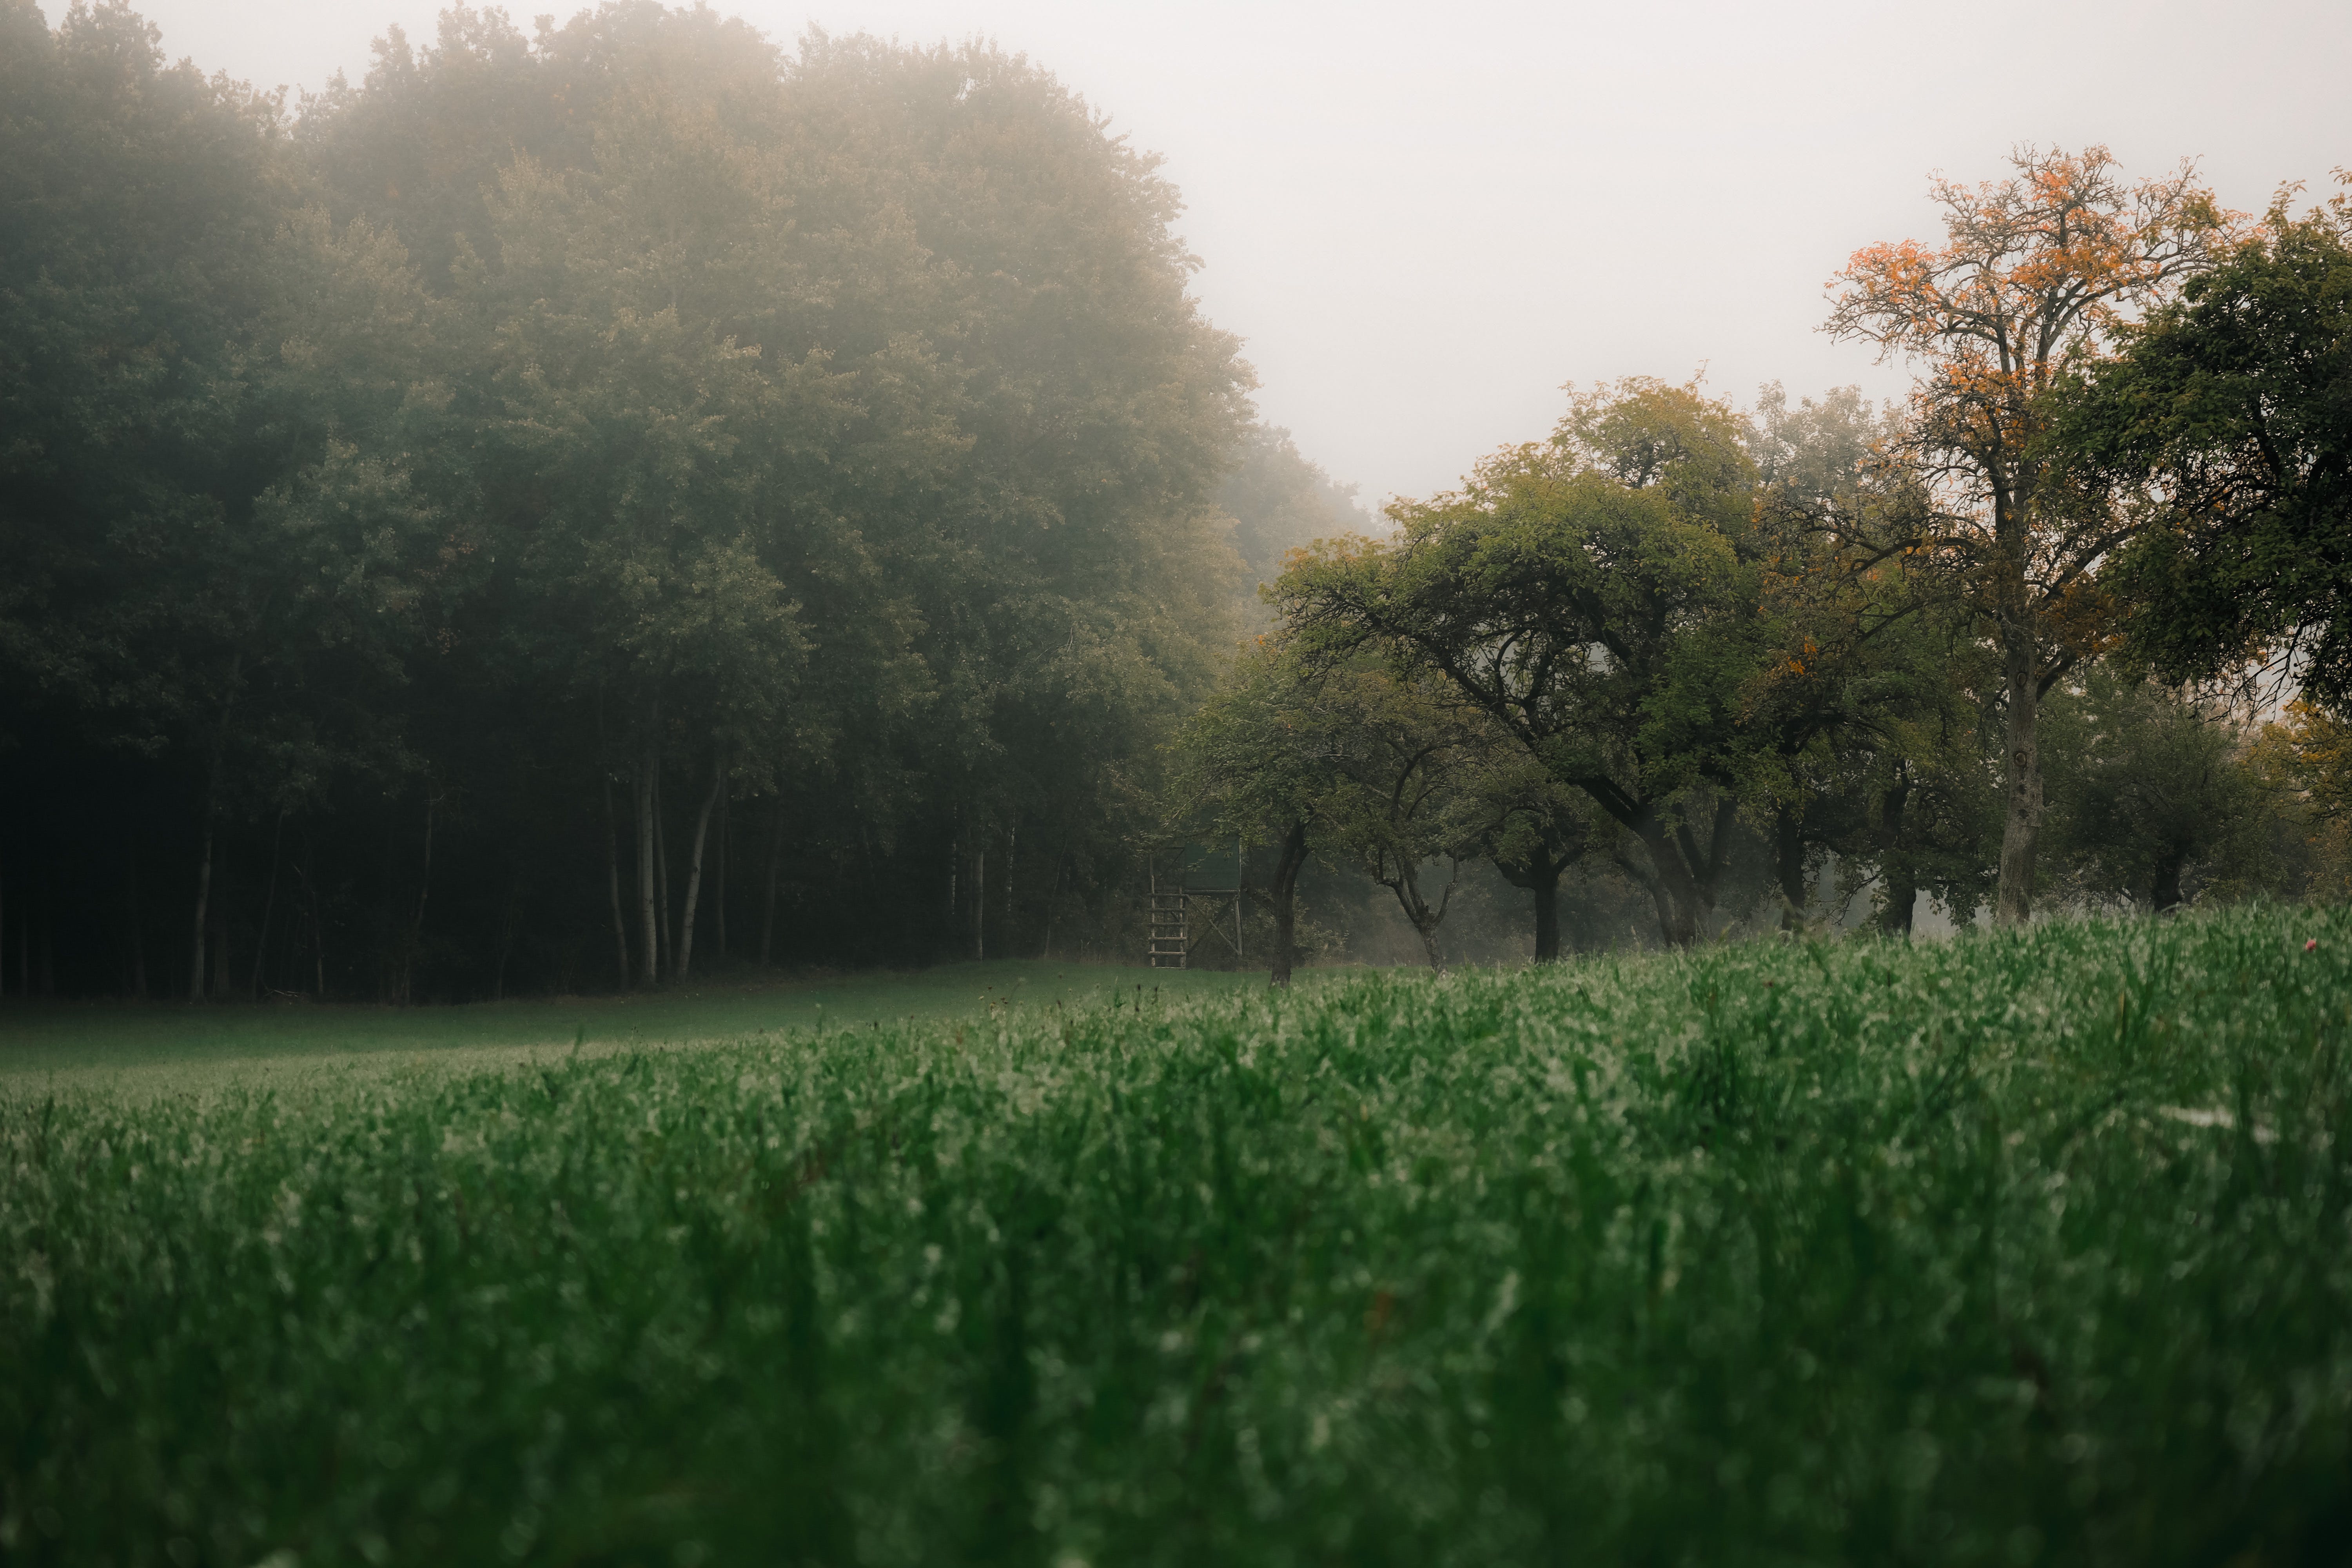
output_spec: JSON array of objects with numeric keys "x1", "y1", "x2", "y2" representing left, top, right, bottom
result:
[
  {"x1": 636, "y1": 736, "x2": 659, "y2": 986},
  {"x1": 127, "y1": 848, "x2": 146, "y2": 999},
  {"x1": 1588, "y1": 789, "x2": 1735, "y2": 950},
  {"x1": 1269, "y1": 819, "x2": 1307, "y2": 987},
  {"x1": 714, "y1": 782, "x2": 729, "y2": 959},
  {"x1": 494, "y1": 878, "x2": 519, "y2": 1001},
  {"x1": 1775, "y1": 806, "x2": 1809, "y2": 929},
  {"x1": 249, "y1": 811, "x2": 285, "y2": 999},
  {"x1": 189, "y1": 827, "x2": 215, "y2": 1003},
  {"x1": 1635, "y1": 819, "x2": 1701, "y2": 949},
  {"x1": 1412, "y1": 911, "x2": 1444, "y2": 970},
  {"x1": 209, "y1": 879, "x2": 229, "y2": 1000},
  {"x1": 1877, "y1": 770, "x2": 1916, "y2": 935},
  {"x1": 188, "y1": 671, "x2": 239, "y2": 1004},
  {"x1": 401, "y1": 787, "x2": 437, "y2": 1005},
  {"x1": 1879, "y1": 870, "x2": 1918, "y2": 935},
  {"x1": 1995, "y1": 637, "x2": 2042, "y2": 925},
  {"x1": 761, "y1": 797, "x2": 784, "y2": 966},
  {"x1": 603, "y1": 771, "x2": 630, "y2": 989},
  {"x1": 2151, "y1": 845, "x2": 2186, "y2": 913},
  {"x1": 1531, "y1": 863, "x2": 1561, "y2": 961},
  {"x1": 1231, "y1": 836, "x2": 1245, "y2": 964},
  {"x1": 297, "y1": 833, "x2": 325, "y2": 1000},
  {"x1": 1486, "y1": 829, "x2": 1573, "y2": 956},
  {"x1": 654, "y1": 770, "x2": 675, "y2": 972},
  {"x1": 1375, "y1": 854, "x2": 1451, "y2": 971},
  {"x1": 1042, "y1": 848, "x2": 1068, "y2": 961},
  {"x1": 189, "y1": 822, "x2": 215, "y2": 1004},
  {"x1": 675, "y1": 751, "x2": 723, "y2": 981}
]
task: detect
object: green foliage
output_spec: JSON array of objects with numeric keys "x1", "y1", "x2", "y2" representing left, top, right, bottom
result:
[
  {"x1": 7, "y1": 906, "x2": 2352, "y2": 1563},
  {"x1": 1289, "y1": 666, "x2": 1497, "y2": 966},
  {"x1": 2039, "y1": 669, "x2": 2269, "y2": 911},
  {"x1": 2, "y1": 2, "x2": 1255, "y2": 995},
  {"x1": 1739, "y1": 383, "x2": 1996, "y2": 929},
  {"x1": 1274, "y1": 380, "x2": 1775, "y2": 946},
  {"x1": 1166, "y1": 641, "x2": 1334, "y2": 848},
  {"x1": 2060, "y1": 182, "x2": 2352, "y2": 703},
  {"x1": 1218, "y1": 424, "x2": 1376, "y2": 599},
  {"x1": 0, "y1": 0, "x2": 332, "y2": 751}
]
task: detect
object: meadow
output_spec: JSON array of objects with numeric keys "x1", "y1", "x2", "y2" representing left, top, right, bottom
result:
[
  {"x1": 0, "y1": 962, "x2": 1257, "y2": 1099},
  {"x1": 5, "y1": 908, "x2": 2350, "y2": 1566}
]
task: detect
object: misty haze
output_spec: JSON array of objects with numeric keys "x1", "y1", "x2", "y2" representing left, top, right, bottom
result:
[{"x1": 4, "y1": 1, "x2": 2348, "y2": 1561}]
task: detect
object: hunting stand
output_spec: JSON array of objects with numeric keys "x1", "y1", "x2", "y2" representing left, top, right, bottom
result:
[{"x1": 1146, "y1": 840, "x2": 1246, "y2": 970}]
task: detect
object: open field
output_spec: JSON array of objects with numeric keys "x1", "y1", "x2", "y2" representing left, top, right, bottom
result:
[
  {"x1": 0, "y1": 962, "x2": 1261, "y2": 1100},
  {"x1": 7, "y1": 907, "x2": 2352, "y2": 1565}
]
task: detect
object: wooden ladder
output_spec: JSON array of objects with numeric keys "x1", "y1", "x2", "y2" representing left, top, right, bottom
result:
[{"x1": 1147, "y1": 892, "x2": 1189, "y2": 969}]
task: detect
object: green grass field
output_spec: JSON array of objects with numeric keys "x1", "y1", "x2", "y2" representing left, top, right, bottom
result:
[
  {"x1": 7, "y1": 909, "x2": 2352, "y2": 1566},
  {"x1": 0, "y1": 962, "x2": 1259, "y2": 1099}
]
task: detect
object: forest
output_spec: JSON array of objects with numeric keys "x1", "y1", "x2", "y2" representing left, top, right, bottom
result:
[{"x1": 4, "y1": 0, "x2": 2350, "y2": 1001}]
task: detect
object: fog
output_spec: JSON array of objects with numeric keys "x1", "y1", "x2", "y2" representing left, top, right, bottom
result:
[{"x1": 115, "y1": 0, "x2": 2352, "y2": 505}]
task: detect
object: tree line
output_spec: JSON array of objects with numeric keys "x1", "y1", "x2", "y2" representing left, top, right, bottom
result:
[
  {"x1": 1174, "y1": 149, "x2": 2352, "y2": 977},
  {"x1": 2, "y1": 0, "x2": 1371, "y2": 1001},
  {"x1": 5, "y1": 5, "x2": 2346, "y2": 1000}
]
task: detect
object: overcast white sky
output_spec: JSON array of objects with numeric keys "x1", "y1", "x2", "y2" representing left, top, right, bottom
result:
[{"x1": 120, "y1": 0, "x2": 2352, "y2": 508}]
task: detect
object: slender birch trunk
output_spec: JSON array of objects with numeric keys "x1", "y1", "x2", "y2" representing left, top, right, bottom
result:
[
  {"x1": 603, "y1": 771, "x2": 629, "y2": 988},
  {"x1": 675, "y1": 749, "x2": 723, "y2": 981},
  {"x1": 654, "y1": 770, "x2": 674, "y2": 973},
  {"x1": 189, "y1": 822, "x2": 215, "y2": 1004},
  {"x1": 760, "y1": 796, "x2": 784, "y2": 966},
  {"x1": 597, "y1": 694, "x2": 630, "y2": 988},
  {"x1": 400, "y1": 787, "x2": 437, "y2": 1005},
  {"x1": 248, "y1": 811, "x2": 285, "y2": 999},
  {"x1": 209, "y1": 879, "x2": 229, "y2": 1000},
  {"x1": 187, "y1": 670, "x2": 239, "y2": 1003},
  {"x1": 298, "y1": 833, "x2": 325, "y2": 999},
  {"x1": 636, "y1": 732, "x2": 659, "y2": 986},
  {"x1": 127, "y1": 848, "x2": 147, "y2": 998},
  {"x1": 713, "y1": 784, "x2": 729, "y2": 958}
]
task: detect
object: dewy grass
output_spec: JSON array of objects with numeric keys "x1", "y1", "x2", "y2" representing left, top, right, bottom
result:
[{"x1": 6, "y1": 907, "x2": 2351, "y2": 1566}]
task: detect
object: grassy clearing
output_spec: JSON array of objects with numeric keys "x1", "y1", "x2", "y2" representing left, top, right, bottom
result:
[
  {"x1": 0, "y1": 962, "x2": 1258, "y2": 1100},
  {"x1": 7, "y1": 908, "x2": 2352, "y2": 1566}
]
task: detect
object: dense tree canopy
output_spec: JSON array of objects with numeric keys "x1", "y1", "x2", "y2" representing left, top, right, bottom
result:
[
  {"x1": 3, "y1": 20, "x2": 2335, "y2": 998},
  {"x1": 1825, "y1": 146, "x2": 2236, "y2": 924},
  {"x1": 2058, "y1": 180, "x2": 2352, "y2": 704},
  {"x1": 1271, "y1": 382, "x2": 1780, "y2": 947},
  {"x1": 0, "y1": 0, "x2": 1253, "y2": 998}
]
